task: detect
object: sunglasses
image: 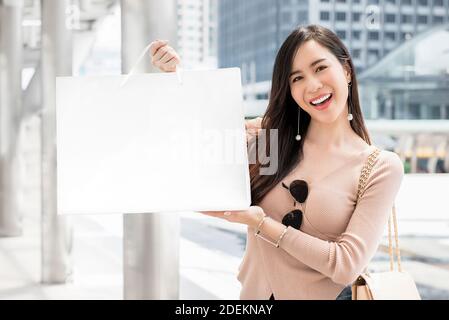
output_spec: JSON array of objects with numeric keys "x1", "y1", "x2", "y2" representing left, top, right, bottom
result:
[{"x1": 281, "y1": 180, "x2": 309, "y2": 230}]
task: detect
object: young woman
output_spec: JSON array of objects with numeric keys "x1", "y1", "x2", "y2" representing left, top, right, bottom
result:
[{"x1": 150, "y1": 25, "x2": 404, "y2": 300}]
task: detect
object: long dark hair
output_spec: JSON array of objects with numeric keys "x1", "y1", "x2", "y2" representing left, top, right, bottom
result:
[{"x1": 250, "y1": 24, "x2": 371, "y2": 206}]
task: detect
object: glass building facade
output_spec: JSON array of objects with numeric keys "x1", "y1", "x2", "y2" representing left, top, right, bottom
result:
[
  {"x1": 358, "y1": 23, "x2": 449, "y2": 120},
  {"x1": 218, "y1": 0, "x2": 309, "y2": 83},
  {"x1": 218, "y1": 0, "x2": 449, "y2": 86}
]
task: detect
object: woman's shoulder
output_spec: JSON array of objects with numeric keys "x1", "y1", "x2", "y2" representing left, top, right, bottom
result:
[
  {"x1": 371, "y1": 147, "x2": 405, "y2": 179},
  {"x1": 356, "y1": 146, "x2": 405, "y2": 201},
  {"x1": 376, "y1": 148, "x2": 403, "y2": 167}
]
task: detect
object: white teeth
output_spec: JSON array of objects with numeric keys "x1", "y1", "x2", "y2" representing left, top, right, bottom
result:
[{"x1": 311, "y1": 94, "x2": 331, "y2": 105}]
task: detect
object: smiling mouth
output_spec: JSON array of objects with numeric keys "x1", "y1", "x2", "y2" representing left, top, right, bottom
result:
[{"x1": 310, "y1": 93, "x2": 332, "y2": 107}]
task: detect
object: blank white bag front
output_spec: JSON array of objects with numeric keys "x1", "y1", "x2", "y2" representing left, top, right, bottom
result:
[{"x1": 56, "y1": 68, "x2": 251, "y2": 215}]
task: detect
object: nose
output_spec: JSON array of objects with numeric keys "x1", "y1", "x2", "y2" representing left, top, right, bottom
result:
[{"x1": 306, "y1": 76, "x2": 323, "y2": 95}]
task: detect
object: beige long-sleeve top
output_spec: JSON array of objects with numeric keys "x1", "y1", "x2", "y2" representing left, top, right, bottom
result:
[{"x1": 237, "y1": 144, "x2": 404, "y2": 300}]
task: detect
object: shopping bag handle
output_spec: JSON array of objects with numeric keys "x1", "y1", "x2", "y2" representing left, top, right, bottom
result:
[{"x1": 119, "y1": 43, "x2": 183, "y2": 88}]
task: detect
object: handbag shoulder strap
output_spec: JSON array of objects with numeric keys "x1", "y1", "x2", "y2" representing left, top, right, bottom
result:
[
  {"x1": 356, "y1": 146, "x2": 402, "y2": 272},
  {"x1": 356, "y1": 147, "x2": 381, "y2": 203}
]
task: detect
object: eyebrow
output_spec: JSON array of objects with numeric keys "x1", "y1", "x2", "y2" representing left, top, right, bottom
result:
[{"x1": 289, "y1": 58, "x2": 327, "y2": 78}]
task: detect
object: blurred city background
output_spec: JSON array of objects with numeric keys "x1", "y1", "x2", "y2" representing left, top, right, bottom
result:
[{"x1": 0, "y1": 0, "x2": 448, "y2": 300}]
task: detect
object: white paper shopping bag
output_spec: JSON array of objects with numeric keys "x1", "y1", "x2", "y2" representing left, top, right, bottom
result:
[{"x1": 56, "y1": 68, "x2": 251, "y2": 215}]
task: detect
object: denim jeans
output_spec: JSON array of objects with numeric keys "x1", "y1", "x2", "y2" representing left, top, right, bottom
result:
[
  {"x1": 335, "y1": 286, "x2": 352, "y2": 300},
  {"x1": 268, "y1": 285, "x2": 352, "y2": 300}
]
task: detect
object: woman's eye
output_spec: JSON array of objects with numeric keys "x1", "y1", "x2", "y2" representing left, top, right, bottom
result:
[
  {"x1": 292, "y1": 76, "x2": 303, "y2": 83},
  {"x1": 316, "y1": 65, "x2": 327, "y2": 72}
]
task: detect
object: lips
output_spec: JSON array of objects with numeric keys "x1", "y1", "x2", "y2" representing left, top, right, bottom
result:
[
  {"x1": 310, "y1": 93, "x2": 333, "y2": 111},
  {"x1": 309, "y1": 93, "x2": 332, "y2": 106}
]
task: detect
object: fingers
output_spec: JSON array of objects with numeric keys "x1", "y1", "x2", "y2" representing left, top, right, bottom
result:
[
  {"x1": 159, "y1": 52, "x2": 172, "y2": 64},
  {"x1": 198, "y1": 211, "x2": 225, "y2": 217},
  {"x1": 150, "y1": 41, "x2": 181, "y2": 72},
  {"x1": 245, "y1": 117, "x2": 262, "y2": 130},
  {"x1": 198, "y1": 209, "x2": 256, "y2": 225},
  {"x1": 160, "y1": 48, "x2": 177, "y2": 64},
  {"x1": 200, "y1": 210, "x2": 242, "y2": 216},
  {"x1": 245, "y1": 117, "x2": 263, "y2": 143},
  {"x1": 152, "y1": 45, "x2": 169, "y2": 62},
  {"x1": 164, "y1": 57, "x2": 180, "y2": 72},
  {"x1": 149, "y1": 39, "x2": 168, "y2": 56},
  {"x1": 198, "y1": 211, "x2": 236, "y2": 219}
]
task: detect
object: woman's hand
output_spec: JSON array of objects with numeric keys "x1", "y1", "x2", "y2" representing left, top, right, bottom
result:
[
  {"x1": 199, "y1": 206, "x2": 265, "y2": 229},
  {"x1": 149, "y1": 40, "x2": 181, "y2": 72},
  {"x1": 245, "y1": 117, "x2": 263, "y2": 142}
]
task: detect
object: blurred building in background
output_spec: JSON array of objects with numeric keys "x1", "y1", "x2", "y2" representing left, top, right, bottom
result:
[
  {"x1": 177, "y1": 0, "x2": 218, "y2": 68},
  {"x1": 218, "y1": 0, "x2": 449, "y2": 103},
  {"x1": 359, "y1": 23, "x2": 449, "y2": 120}
]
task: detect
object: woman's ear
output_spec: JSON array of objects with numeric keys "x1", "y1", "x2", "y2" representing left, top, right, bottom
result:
[{"x1": 343, "y1": 63, "x2": 352, "y2": 83}]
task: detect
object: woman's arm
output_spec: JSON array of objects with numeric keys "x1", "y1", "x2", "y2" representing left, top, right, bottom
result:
[{"x1": 260, "y1": 151, "x2": 404, "y2": 286}]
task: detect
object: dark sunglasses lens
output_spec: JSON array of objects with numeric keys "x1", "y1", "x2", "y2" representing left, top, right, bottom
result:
[
  {"x1": 282, "y1": 209, "x2": 303, "y2": 230},
  {"x1": 290, "y1": 180, "x2": 308, "y2": 203}
]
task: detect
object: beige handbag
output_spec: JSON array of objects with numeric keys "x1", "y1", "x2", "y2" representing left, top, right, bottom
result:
[{"x1": 351, "y1": 148, "x2": 421, "y2": 300}]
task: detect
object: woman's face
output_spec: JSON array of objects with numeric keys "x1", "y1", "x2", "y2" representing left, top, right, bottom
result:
[{"x1": 289, "y1": 40, "x2": 351, "y2": 124}]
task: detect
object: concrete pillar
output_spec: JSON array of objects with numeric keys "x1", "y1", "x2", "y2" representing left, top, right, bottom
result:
[
  {"x1": 0, "y1": 0, "x2": 23, "y2": 236},
  {"x1": 121, "y1": 0, "x2": 180, "y2": 299},
  {"x1": 40, "y1": 0, "x2": 73, "y2": 283}
]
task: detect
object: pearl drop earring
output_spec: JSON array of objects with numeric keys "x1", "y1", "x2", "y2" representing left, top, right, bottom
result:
[
  {"x1": 347, "y1": 81, "x2": 353, "y2": 121},
  {"x1": 295, "y1": 109, "x2": 301, "y2": 141}
]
